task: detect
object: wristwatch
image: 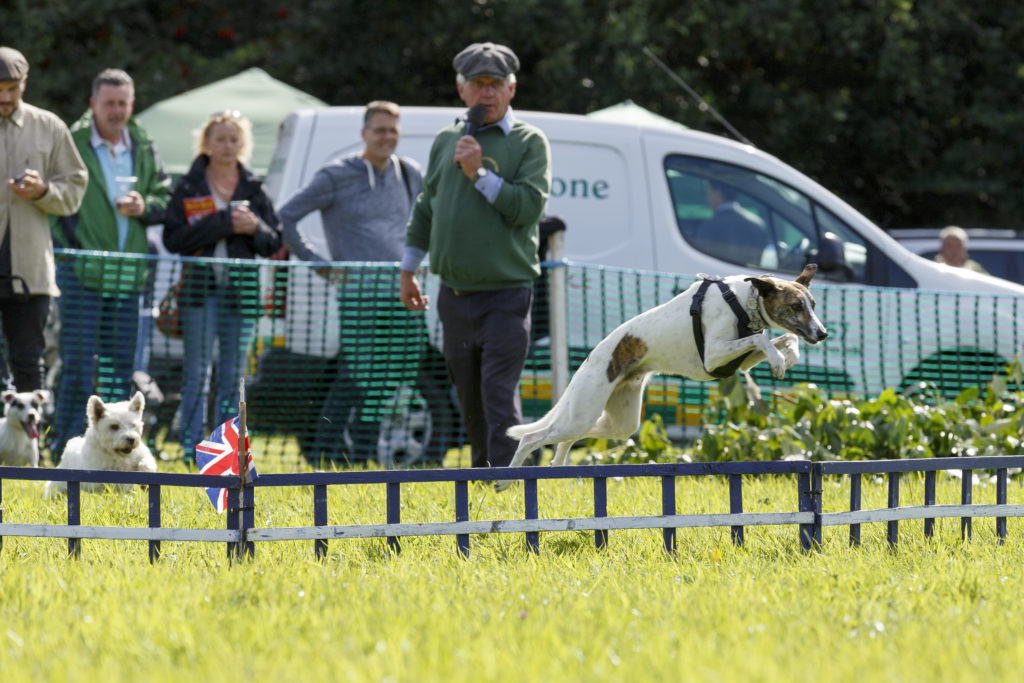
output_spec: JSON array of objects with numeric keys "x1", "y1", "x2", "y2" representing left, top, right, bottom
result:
[{"x1": 476, "y1": 166, "x2": 489, "y2": 180}]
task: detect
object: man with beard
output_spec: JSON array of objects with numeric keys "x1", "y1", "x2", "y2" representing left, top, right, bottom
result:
[{"x1": 0, "y1": 47, "x2": 86, "y2": 399}]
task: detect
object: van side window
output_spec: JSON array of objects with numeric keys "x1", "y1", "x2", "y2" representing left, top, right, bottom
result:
[{"x1": 664, "y1": 155, "x2": 874, "y2": 283}]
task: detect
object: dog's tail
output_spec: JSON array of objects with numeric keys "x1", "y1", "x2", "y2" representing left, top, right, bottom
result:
[{"x1": 506, "y1": 409, "x2": 558, "y2": 442}]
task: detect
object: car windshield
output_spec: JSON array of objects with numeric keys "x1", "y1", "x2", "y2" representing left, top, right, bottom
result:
[{"x1": 664, "y1": 155, "x2": 869, "y2": 283}]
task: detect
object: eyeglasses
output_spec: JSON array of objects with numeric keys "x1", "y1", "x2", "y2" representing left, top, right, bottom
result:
[{"x1": 209, "y1": 109, "x2": 242, "y2": 120}]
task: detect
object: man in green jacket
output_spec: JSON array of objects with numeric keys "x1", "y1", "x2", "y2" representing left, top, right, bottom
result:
[
  {"x1": 50, "y1": 68, "x2": 170, "y2": 458},
  {"x1": 400, "y1": 42, "x2": 551, "y2": 469}
]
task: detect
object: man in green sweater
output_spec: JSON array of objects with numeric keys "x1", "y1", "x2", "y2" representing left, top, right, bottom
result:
[
  {"x1": 50, "y1": 68, "x2": 170, "y2": 458},
  {"x1": 400, "y1": 42, "x2": 551, "y2": 469}
]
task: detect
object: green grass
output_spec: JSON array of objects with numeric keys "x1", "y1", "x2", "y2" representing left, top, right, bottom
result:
[{"x1": 2, "y1": 464, "x2": 1024, "y2": 682}]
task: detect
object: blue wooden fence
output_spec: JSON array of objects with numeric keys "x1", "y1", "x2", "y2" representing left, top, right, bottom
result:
[{"x1": 3, "y1": 456, "x2": 1023, "y2": 561}]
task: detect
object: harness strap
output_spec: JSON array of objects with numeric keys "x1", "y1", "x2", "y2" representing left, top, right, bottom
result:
[{"x1": 689, "y1": 276, "x2": 760, "y2": 379}]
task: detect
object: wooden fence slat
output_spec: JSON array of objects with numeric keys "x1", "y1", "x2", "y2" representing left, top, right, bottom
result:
[
  {"x1": 961, "y1": 469, "x2": 973, "y2": 541},
  {"x1": 148, "y1": 485, "x2": 161, "y2": 563},
  {"x1": 593, "y1": 477, "x2": 608, "y2": 549},
  {"x1": 997, "y1": 469, "x2": 1008, "y2": 543},
  {"x1": 849, "y1": 473, "x2": 862, "y2": 546},
  {"x1": 924, "y1": 470, "x2": 936, "y2": 538},
  {"x1": 314, "y1": 484, "x2": 328, "y2": 560},
  {"x1": 525, "y1": 479, "x2": 539, "y2": 554},
  {"x1": 730, "y1": 474, "x2": 744, "y2": 546},
  {"x1": 661, "y1": 476, "x2": 676, "y2": 554},
  {"x1": 386, "y1": 482, "x2": 401, "y2": 555},
  {"x1": 887, "y1": 472, "x2": 900, "y2": 547}
]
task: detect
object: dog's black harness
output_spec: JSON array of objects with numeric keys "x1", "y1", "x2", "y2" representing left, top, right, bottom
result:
[{"x1": 689, "y1": 276, "x2": 760, "y2": 379}]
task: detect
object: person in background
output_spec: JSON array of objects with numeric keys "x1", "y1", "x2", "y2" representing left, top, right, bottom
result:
[
  {"x1": 935, "y1": 225, "x2": 988, "y2": 274},
  {"x1": 400, "y1": 42, "x2": 552, "y2": 469},
  {"x1": 691, "y1": 178, "x2": 769, "y2": 267},
  {"x1": 50, "y1": 68, "x2": 171, "y2": 458},
  {"x1": 279, "y1": 101, "x2": 426, "y2": 462},
  {"x1": 163, "y1": 111, "x2": 282, "y2": 463},
  {"x1": 0, "y1": 46, "x2": 87, "y2": 394}
]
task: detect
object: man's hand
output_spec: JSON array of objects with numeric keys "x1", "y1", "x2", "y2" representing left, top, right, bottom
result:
[
  {"x1": 116, "y1": 190, "x2": 146, "y2": 217},
  {"x1": 400, "y1": 270, "x2": 429, "y2": 311},
  {"x1": 453, "y1": 135, "x2": 483, "y2": 180},
  {"x1": 7, "y1": 169, "x2": 47, "y2": 200}
]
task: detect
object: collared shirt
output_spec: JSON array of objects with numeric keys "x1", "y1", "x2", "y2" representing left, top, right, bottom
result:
[{"x1": 90, "y1": 123, "x2": 134, "y2": 250}]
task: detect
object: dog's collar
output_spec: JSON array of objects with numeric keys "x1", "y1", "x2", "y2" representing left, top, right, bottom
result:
[{"x1": 745, "y1": 288, "x2": 769, "y2": 331}]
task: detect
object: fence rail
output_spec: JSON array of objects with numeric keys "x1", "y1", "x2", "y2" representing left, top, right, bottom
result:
[{"x1": 3, "y1": 456, "x2": 1023, "y2": 562}]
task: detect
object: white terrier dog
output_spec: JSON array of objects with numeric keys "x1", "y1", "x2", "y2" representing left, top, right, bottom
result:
[
  {"x1": 45, "y1": 391, "x2": 157, "y2": 498},
  {"x1": 0, "y1": 389, "x2": 49, "y2": 467}
]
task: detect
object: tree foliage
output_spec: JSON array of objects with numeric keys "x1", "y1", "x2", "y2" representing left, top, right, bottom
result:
[{"x1": 5, "y1": 0, "x2": 1024, "y2": 228}]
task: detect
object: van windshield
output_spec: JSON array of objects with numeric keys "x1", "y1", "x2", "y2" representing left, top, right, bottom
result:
[{"x1": 664, "y1": 155, "x2": 870, "y2": 284}]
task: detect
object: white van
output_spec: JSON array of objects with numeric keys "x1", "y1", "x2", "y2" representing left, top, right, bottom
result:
[{"x1": 253, "y1": 105, "x2": 1024, "y2": 461}]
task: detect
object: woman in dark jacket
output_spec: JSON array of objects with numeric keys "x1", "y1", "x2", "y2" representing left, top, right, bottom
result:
[{"x1": 163, "y1": 110, "x2": 282, "y2": 462}]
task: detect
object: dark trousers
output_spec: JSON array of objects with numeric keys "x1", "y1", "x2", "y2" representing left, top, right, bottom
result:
[
  {"x1": 0, "y1": 293, "x2": 50, "y2": 392},
  {"x1": 437, "y1": 285, "x2": 531, "y2": 468}
]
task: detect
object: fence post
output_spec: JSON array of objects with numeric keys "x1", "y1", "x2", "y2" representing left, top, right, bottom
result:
[
  {"x1": 961, "y1": 469, "x2": 973, "y2": 541},
  {"x1": 525, "y1": 479, "x2": 539, "y2": 555},
  {"x1": 729, "y1": 474, "x2": 744, "y2": 546},
  {"x1": 661, "y1": 476, "x2": 676, "y2": 554},
  {"x1": 386, "y1": 482, "x2": 401, "y2": 555},
  {"x1": 924, "y1": 470, "x2": 936, "y2": 538},
  {"x1": 996, "y1": 468, "x2": 1008, "y2": 544},
  {"x1": 148, "y1": 485, "x2": 161, "y2": 563},
  {"x1": 68, "y1": 481, "x2": 81, "y2": 558},
  {"x1": 314, "y1": 484, "x2": 328, "y2": 560},
  {"x1": 0, "y1": 478, "x2": 4, "y2": 556},
  {"x1": 547, "y1": 229, "x2": 569, "y2": 403},
  {"x1": 887, "y1": 472, "x2": 900, "y2": 548},
  {"x1": 455, "y1": 480, "x2": 469, "y2": 558},
  {"x1": 226, "y1": 487, "x2": 239, "y2": 560},
  {"x1": 849, "y1": 473, "x2": 861, "y2": 546},
  {"x1": 593, "y1": 477, "x2": 608, "y2": 549},
  {"x1": 798, "y1": 467, "x2": 822, "y2": 551}
]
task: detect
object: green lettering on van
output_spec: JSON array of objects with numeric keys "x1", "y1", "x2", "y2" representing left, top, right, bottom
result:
[{"x1": 551, "y1": 177, "x2": 609, "y2": 200}]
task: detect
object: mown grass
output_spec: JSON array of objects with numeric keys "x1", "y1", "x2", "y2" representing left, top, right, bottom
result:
[{"x1": 2, "y1": 461, "x2": 1024, "y2": 683}]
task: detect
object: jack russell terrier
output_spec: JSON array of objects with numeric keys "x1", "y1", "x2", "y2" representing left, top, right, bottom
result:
[{"x1": 500, "y1": 264, "x2": 828, "y2": 489}]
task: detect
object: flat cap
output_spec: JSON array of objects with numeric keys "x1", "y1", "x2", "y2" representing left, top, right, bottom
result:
[
  {"x1": 0, "y1": 47, "x2": 28, "y2": 81},
  {"x1": 453, "y1": 42, "x2": 520, "y2": 81}
]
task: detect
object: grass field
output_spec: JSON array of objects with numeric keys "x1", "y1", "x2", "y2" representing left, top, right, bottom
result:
[{"x1": 2, "y1": 461, "x2": 1024, "y2": 682}]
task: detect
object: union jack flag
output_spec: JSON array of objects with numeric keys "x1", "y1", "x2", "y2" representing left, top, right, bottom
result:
[{"x1": 195, "y1": 416, "x2": 257, "y2": 513}]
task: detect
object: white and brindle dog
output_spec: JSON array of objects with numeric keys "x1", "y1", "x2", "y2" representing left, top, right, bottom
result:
[{"x1": 500, "y1": 264, "x2": 828, "y2": 489}]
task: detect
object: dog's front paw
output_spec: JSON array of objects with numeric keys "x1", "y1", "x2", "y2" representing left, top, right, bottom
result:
[
  {"x1": 779, "y1": 333, "x2": 801, "y2": 368},
  {"x1": 494, "y1": 479, "x2": 515, "y2": 492},
  {"x1": 767, "y1": 348, "x2": 788, "y2": 379}
]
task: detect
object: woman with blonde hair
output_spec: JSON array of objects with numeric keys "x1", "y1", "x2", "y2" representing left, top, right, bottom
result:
[{"x1": 163, "y1": 110, "x2": 282, "y2": 463}]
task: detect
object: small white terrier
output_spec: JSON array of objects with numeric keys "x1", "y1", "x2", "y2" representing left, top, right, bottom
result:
[
  {"x1": 0, "y1": 389, "x2": 49, "y2": 467},
  {"x1": 45, "y1": 391, "x2": 157, "y2": 498}
]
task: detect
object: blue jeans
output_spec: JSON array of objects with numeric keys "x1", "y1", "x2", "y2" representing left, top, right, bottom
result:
[
  {"x1": 179, "y1": 293, "x2": 255, "y2": 461},
  {"x1": 53, "y1": 262, "x2": 139, "y2": 456}
]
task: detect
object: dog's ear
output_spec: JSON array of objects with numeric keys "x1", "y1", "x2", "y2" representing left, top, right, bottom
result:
[
  {"x1": 33, "y1": 389, "x2": 50, "y2": 405},
  {"x1": 744, "y1": 276, "x2": 778, "y2": 298},
  {"x1": 87, "y1": 395, "x2": 105, "y2": 425},
  {"x1": 2, "y1": 390, "x2": 14, "y2": 405},
  {"x1": 129, "y1": 391, "x2": 145, "y2": 414},
  {"x1": 795, "y1": 263, "x2": 818, "y2": 288}
]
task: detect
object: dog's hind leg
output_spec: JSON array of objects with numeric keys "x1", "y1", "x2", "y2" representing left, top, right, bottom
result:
[
  {"x1": 582, "y1": 373, "x2": 649, "y2": 442},
  {"x1": 551, "y1": 440, "x2": 573, "y2": 467}
]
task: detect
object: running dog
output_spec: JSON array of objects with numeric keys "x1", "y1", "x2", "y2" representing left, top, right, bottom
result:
[
  {"x1": 0, "y1": 389, "x2": 48, "y2": 467},
  {"x1": 45, "y1": 392, "x2": 157, "y2": 498},
  {"x1": 500, "y1": 265, "x2": 828, "y2": 490}
]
